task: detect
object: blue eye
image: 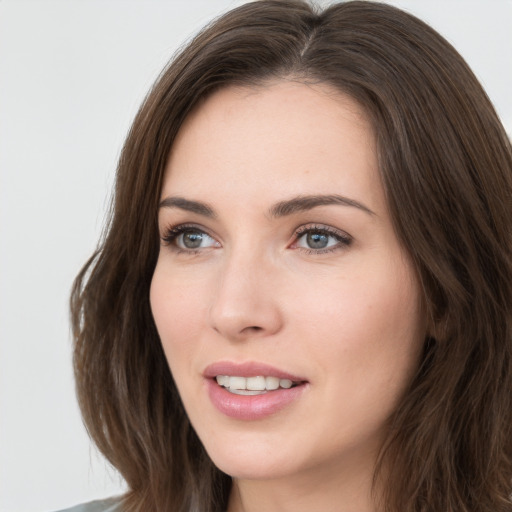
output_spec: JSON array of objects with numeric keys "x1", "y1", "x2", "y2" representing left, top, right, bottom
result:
[
  {"x1": 301, "y1": 232, "x2": 334, "y2": 249},
  {"x1": 178, "y1": 230, "x2": 214, "y2": 249},
  {"x1": 162, "y1": 226, "x2": 219, "y2": 251},
  {"x1": 294, "y1": 226, "x2": 352, "y2": 252}
]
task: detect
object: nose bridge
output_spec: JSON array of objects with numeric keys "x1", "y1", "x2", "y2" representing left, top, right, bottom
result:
[{"x1": 209, "y1": 242, "x2": 282, "y2": 340}]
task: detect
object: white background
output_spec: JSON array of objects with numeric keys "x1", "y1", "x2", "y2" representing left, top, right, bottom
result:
[{"x1": 1, "y1": 1, "x2": 511, "y2": 511}]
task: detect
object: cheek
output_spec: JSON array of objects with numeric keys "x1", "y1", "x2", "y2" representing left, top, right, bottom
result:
[
  {"x1": 299, "y1": 274, "x2": 423, "y2": 448},
  {"x1": 149, "y1": 264, "x2": 207, "y2": 373},
  {"x1": 292, "y1": 259, "x2": 424, "y2": 389},
  {"x1": 296, "y1": 264, "x2": 420, "y2": 335}
]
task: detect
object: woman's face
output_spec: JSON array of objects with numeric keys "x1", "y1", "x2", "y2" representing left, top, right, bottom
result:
[{"x1": 150, "y1": 81, "x2": 425, "y2": 483}]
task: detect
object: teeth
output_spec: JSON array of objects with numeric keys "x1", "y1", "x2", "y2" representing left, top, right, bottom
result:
[
  {"x1": 280, "y1": 379, "x2": 293, "y2": 389},
  {"x1": 246, "y1": 376, "x2": 266, "y2": 390},
  {"x1": 215, "y1": 375, "x2": 297, "y2": 392},
  {"x1": 229, "y1": 389, "x2": 265, "y2": 396},
  {"x1": 216, "y1": 375, "x2": 230, "y2": 387},
  {"x1": 265, "y1": 376, "x2": 280, "y2": 390},
  {"x1": 228, "y1": 376, "x2": 246, "y2": 390}
]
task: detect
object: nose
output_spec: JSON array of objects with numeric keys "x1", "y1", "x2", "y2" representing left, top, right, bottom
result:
[{"x1": 209, "y1": 250, "x2": 283, "y2": 342}]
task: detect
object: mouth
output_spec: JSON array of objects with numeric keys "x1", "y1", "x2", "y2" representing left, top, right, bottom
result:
[
  {"x1": 214, "y1": 375, "x2": 301, "y2": 395},
  {"x1": 204, "y1": 362, "x2": 308, "y2": 420}
]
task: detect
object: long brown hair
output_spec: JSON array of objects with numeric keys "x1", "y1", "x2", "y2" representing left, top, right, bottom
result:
[{"x1": 71, "y1": 1, "x2": 512, "y2": 510}]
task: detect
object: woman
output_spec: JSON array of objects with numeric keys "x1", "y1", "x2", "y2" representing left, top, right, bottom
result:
[{"x1": 67, "y1": 1, "x2": 512, "y2": 511}]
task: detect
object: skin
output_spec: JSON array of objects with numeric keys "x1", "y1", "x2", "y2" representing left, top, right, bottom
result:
[{"x1": 150, "y1": 80, "x2": 426, "y2": 512}]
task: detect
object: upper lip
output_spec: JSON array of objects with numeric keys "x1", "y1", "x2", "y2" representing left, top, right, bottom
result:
[{"x1": 203, "y1": 361, "x2": 307, "y2": 382}]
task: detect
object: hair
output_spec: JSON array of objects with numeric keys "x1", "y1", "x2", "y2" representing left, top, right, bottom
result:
[{"x1": 70, "y1": 1, "x2": 512, "y2": 511}]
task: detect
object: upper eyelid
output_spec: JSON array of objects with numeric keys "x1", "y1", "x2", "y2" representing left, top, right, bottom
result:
[
  {"x1": 296, "y1": 224, "x2": 341, "y2": 233},
  {"x1": 160, "y1": 223, "x2": 216, "y2": 243},
  {"x1": 294, "y1": 223, "x2": 352, "y2": 239},
  {"x1": 161, "y1": 222, "x2": 214, "y2": 236}
]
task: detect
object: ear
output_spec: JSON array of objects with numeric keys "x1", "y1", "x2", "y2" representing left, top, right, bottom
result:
[
  {"x1": 416, "y1": 266, "x2": 450, "y2": 343},
  {"x1": 426, "y1": 309, "x2": 450, "y2": 343},
  {"x1": 421, "y1": 289, "x2": 450, "y2": 343}
]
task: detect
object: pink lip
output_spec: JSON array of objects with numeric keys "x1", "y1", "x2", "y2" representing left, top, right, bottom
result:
[
  {"x1": 203, "y1": 361, "x2": 308, "y2": 421},
  {"x1": 203, "y1": 361, "x2": 306, "y2": 381}
]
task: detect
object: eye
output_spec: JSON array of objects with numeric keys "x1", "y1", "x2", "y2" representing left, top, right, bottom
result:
[
  {"x1": 292, "y1": 225, "x2": 352, "y2": 253},
  {"x1": 161, "y1": 225, "x2": 220, "y2": 252},
  {"x1": 178, "y1": 230, "x2": 216, "y2": 249}
]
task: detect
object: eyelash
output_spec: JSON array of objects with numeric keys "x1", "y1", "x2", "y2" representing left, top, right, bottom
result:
[
  {"x1": 160, "y1": 223, "x2": 353, "y2": 255},
  {"x1": 293, "y1": 224, "x2": 353, "y2": 254},
  {"x1": 161, "y1": 223, "x2": 215, "y2": 255}
]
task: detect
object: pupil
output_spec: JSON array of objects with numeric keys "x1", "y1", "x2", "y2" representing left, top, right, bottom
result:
[
  {"x1": 183, "y1": 231, "x2": 203, "y2": 248},
  {"x1": 307, "y1": 232, "x2": 328, "y2": 249}
]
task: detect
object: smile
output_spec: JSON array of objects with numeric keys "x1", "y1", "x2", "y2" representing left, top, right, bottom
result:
[
  {"x1": 204, "y1": 362, "x2": 308, "y2": 420},
  {"x1": 215, "y1": 375, "x2": 296, "y2": 395}
]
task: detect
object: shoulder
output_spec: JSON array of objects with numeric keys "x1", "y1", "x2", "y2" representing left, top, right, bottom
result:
[{"x1": 53, "y1": 497, "x2": 122, "y2": 512}]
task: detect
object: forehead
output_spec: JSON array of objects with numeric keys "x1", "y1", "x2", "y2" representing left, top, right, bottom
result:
[{"x1": 163, "y1": 80, "x2": 384, "y2": 215}]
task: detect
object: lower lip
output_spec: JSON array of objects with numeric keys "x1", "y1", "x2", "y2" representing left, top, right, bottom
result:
[{"x1": 206, "y1": 379, "x2": 307, "y2": 420}]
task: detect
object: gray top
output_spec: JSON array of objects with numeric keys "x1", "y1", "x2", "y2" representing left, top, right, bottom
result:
[{"x1": 53, "y1": 497, "x2": 122, "y2": 512}]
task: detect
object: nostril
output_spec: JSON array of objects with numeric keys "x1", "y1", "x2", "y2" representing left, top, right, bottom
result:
[
  {"x1": 209, "y1": 295, "x2": 283, "y2": 339},
  {"x1": 245, "y1": 326, "x2": 263, "y2": 332}
]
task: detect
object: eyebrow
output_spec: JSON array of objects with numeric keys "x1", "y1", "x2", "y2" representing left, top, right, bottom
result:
[
  {"x1": 158, "y1": 194, "x2": 375, "y2": 218},
  {"x1": 269, "y1": 194, "x2": 375, "y2": 217},
  {"x1": 159, "y1": 196, "x2": 216, "y2": 217}
]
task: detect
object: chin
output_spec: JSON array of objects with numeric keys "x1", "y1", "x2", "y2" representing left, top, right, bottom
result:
[
  {"x1": 211, "y1": 456, "x2": 293, "y2": 481},
  {"x1": 200, "y1": 433, "x2": 302, "y2": 480}
]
